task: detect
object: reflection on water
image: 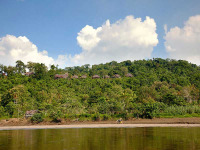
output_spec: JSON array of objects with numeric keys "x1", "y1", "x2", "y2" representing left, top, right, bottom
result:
[{"x1": 0, "y1": 127, "x2": 200, "y2": 150}]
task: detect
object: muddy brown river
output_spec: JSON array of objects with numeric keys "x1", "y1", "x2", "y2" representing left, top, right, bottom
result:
[{"x1": 0, "y1": 127, "x2": 200, "y2": 150}]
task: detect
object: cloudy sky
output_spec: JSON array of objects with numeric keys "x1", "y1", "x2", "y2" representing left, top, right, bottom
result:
[{"x1": 0, "y1": 0, "x2": 200, "y2": 68}]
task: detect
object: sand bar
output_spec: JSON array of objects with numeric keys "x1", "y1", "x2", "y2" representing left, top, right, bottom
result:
[{"x1": 1, "y1": 124, "x2": 200, "y2": 130}]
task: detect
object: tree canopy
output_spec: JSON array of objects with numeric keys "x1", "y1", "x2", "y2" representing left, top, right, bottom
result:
[{"x1": 0, "y1": 58, "x2": 200, "y2": 120}]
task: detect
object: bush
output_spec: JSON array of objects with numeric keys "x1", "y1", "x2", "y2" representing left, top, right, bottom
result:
[
  {"x1": 0, "y1": 106, "x2": 5, "y2": 118},
  {"x1": 116, "y1": 113, "x2": 129, "y2": 120},
  {"x1": 78, "y1": 113, "x2": 91, "y2": 121},
  {"x1": 133, "y1": 102, "x2": 166, "y2": 119},
  {"x1": 101, "y1": 114, "x2": 110, "y2": 121},
  {"x1": 162, "y1": 94, "x2": 186, "y2": 106},
  {"x1": 92, "y1": 113, "x2": 100, "y2": 121},
  {"x1": 31, "y1": 113, "x2": 44, "y2": 123},
  {"x1": 80, "y1": 113, "x2": 91, "y2": 118},
  {"x1": 49, "y1": 110, "x2": 63, "y2": 122}
]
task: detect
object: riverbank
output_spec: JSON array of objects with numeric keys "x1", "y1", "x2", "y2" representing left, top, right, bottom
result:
[
  {"x1": 1, "y1": 117, "x2": 200, "y2": 127},
  {"x1": 1, "y1": 124, "x2": 200, "y2": 130}
]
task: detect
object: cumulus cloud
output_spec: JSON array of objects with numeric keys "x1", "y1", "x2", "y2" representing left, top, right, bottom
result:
[
  {"x1": 72, "y1": 15, "x2": 158, "y2": 65},
  {"x1": 54, "y1": 55, "x2": 69, "y2": 68},
  {"x1": 77, "y1": 25, "x2": 102, "y2": 51},
  {"x1": 0, "y1": 35, "x2": 67, "y2": 67},
  {"x1": 164, "y1": 15, "x2": 200, "y2": 65},
  {"x1": 0, "y1": 15, "x2": 159, "y2": 68}
]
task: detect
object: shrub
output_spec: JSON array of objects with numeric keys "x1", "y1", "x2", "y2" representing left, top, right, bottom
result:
[
  {"x1": 116, "y1": 113, "x2": 129, "y2": 120},
  {"x1": 31, "y1": 113, "x2": 44, "y2": 123},
  {"x1": 101, "y1": 114, "x2": 110, "y2": 121},
  {"x1": 92, "y1": 113, "x2": 100, "y2": 121},
  {"x1": 0, "y1": 106, "x2": 5, "y2": 118},
  {"x1": 80, "y1": 113, "x2": 91, "y2": 118},
  {"x1": 49, "y1": 110, "x2": 63, "y2": 122},
  {"x1": 133, "y1": 102, "x2": 166, "y2": 119},
  {"x1": 162, "y1": 94, "x2": 185, "y2": 106}
]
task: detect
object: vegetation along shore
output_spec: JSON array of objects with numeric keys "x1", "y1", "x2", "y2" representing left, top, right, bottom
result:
[{"x1": 1, "y1": 58, "x2": 200, "y2": 124}]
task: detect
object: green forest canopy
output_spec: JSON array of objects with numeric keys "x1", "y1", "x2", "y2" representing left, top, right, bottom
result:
[{"x1": 1, "y1": 58, "x2": 200, "y2": 121}]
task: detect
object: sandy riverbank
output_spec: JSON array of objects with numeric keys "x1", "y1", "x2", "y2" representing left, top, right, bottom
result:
[
  {"x1": 1, "y1": 117, "x2": 200, "y2": 128},
  {"x1": 1, "y1": 124, "x2": 200, "y2": 130}
]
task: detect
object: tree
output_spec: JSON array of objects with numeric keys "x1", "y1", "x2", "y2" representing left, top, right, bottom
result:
[
  {"x1": 0, "y1": 64, "x2": 3, "y2": 72},
  {"x1": 0, "y1": 64, "x2": 4, "y2": 77},
  {"x1": 121, "y1": 67, "x2": 128, "y2": 76},
  {"x1": 48, "y1": 64, "x2": 57, "y2": 78},
  {"x1": 16, "y1": 60, "x2": 26, "y2": 73},
  {"x1": 33, "y1": 63, "x2": 48, "y2": 80},
  {"x1": 1, "y1": 85, "x2": 31, "y2": 117},
  {"x1": 83, "y1": 64, "x2": 90, "y2": 71},
  {"x1": 3, "y1": 66, "x2": 16, "y2": 76},
  {"x1": 27, "y1": 61, "x2": 36, "y2": 72}
]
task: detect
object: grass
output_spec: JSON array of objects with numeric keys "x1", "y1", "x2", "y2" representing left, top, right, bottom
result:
[
  {"x1": 1, "y1": 105, "x2": 200, "y2": 122},
  {"x1": 157, "y1": 105, "x2": 200, "y2": 118}
]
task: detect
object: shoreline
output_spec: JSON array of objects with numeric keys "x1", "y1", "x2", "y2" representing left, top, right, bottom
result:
[
  {"x1": 2, "y1": 117, "x2": 200, "y2": 126},
  {"x1": 1, "y1": 124, "x2": 200, "y2": 130},
  {"x1": 1, "y1": 117, "x2": 200, "y2": 130}
]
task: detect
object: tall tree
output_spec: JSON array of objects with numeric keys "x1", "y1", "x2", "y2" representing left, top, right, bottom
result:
[
  {"x1": 33, "y1": 63, "x2": 48, "y2": 80},
  {"x1": 27, "y1": 61, "x2": 35, "y2": 72},
  {"x1": 16, "y1": 60, "x2": 26, "y2": 73}
]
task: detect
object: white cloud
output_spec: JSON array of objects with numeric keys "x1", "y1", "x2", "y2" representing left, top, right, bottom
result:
[
  {"x1": 0, "y1": 15, "x2": 159, "y2": 68},
  {"x1": 164, "y1": 24, "x2": 167, "y2": 34},
  {"x1": 55, "y1": 54, "x2": 69, "y2": 68},
  {"x1": 0, "y1": 35, "x2": 67, "y2": 68},
  {"x1": 77, "y1": 25, "x2": 102, "y2": 51},
  {"x1": 72, "y1": 15, "x2": 158, "y2": 65},
  {"x1": 164, "y1": 15, "x2": 200, "y2": 65}
]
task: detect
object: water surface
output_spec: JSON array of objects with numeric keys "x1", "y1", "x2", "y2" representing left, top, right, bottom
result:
[{"x1": 0, "y1": 127, "x2": 200, "y2": 150}]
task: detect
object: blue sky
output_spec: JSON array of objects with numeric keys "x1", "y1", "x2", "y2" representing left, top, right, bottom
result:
[{"x1": 0, "y1": 0, "x2": 200, "y2": 67}]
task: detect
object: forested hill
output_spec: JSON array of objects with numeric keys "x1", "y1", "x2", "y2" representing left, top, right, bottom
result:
[{"x1": 0, "y1": 58, "x2": 200, "y2": 121}]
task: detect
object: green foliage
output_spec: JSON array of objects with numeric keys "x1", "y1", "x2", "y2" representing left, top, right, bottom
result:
[
  {"x1": 0, "y1": 106, "x2": 5, "y2": 118},
  {"x1": 33, "y1": 63, "x2": 47, "y2": 80},
  {"x1": 49, "y1": 110, "x2": 63, "y2": 122},
  {"x1": 101, "y1": 114, "x2": 110, "y2": 121},
  {"x1": 160, "y1": 105, "x2": 200, "y2": 116},
  {"x1": 1, "y1": 58, "x2": 200, "y2": 121},
  {"x1": 133, "y1": 102, "x2": 166, "y2": 119},
  {"x1": 16, "y1": 60, "x2": 26, "y2": 74},
  {"x1": 92, "y1": 113, "x2": 101, "y2": 121},
  {"x1": 31, "y1": 113, "x2": 44, "y2": 123},
  {"x1": 1, "y1": 85, "x2": 32, "y2": 117},
  {"x1": 162, "y1": 93, "x2": 185, "y2": 106}
]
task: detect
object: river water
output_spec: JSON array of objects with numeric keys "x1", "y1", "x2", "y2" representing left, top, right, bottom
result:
[{"x1": 0, "y1": 127, "x2": 200, "y2": 150}]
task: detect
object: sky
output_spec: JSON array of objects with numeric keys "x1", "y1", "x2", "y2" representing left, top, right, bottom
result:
[{"x1": 0, "y1": 0, "x2": 200, "y2": 68}]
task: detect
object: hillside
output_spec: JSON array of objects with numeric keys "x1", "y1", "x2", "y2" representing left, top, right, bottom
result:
[{"x1": 0, "y1": 58, "x2": 200, "y2": 122}]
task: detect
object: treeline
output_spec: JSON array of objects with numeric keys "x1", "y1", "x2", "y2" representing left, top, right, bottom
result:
[{"x1": 0, "y1": 58, "x2": 200, "y2": 122}]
